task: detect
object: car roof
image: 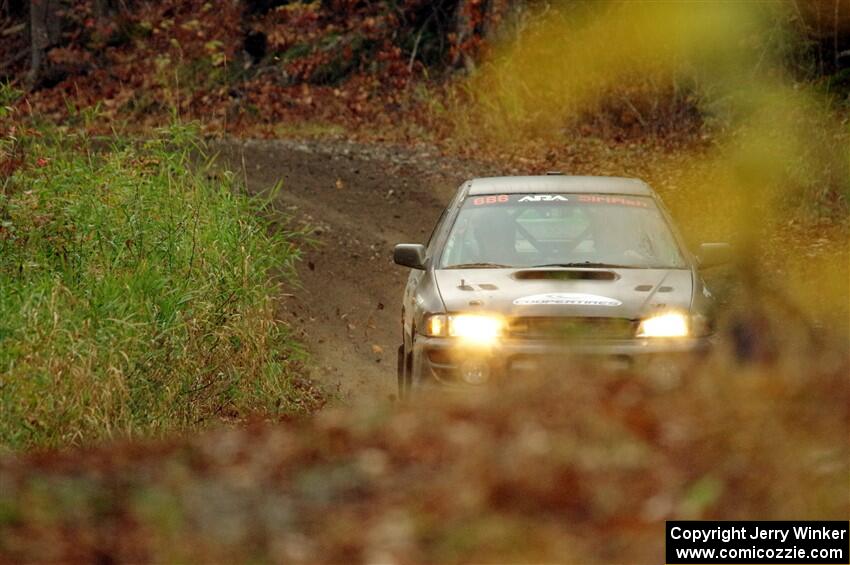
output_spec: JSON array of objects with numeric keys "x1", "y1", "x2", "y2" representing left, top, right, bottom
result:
[{"x1": 465, "y1": 175, "x2": 654, "y2": 196}]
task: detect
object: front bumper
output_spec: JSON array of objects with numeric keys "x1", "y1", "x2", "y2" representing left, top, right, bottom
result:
[{"x1": 413, "y1": 335, "x2": 714, "y2": 386}]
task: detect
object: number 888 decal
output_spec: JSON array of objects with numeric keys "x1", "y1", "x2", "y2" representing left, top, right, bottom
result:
[{"x1": 471, "y1": 194, "x2": 510, "y2": 206}]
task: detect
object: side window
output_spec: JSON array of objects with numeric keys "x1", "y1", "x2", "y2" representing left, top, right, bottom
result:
[
  {"x1": 426, "y1": 207, "x2": 448, "y2": 253},
  {"x1": 441, "y1": 215, "x2": 472, "y2": 265},
  {"x1": 637, "y1": 210, "x2": 677, "y2": 264},
  {"x1": 427, "y1": 185, "x2": 467, "y2": 256}
]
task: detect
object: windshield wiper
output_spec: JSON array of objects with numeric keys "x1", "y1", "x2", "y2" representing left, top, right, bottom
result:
[
  {"x1": 444, "y1": 262, "x2": 511, "y2": 269},
  {"x1": 530, "y1": 262, "x2": 634, "y2": 269}
]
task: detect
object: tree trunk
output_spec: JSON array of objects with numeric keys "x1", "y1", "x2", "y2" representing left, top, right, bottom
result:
[
  {"x1": 27, "y1": 0, "x2": 62, "y2": 87},
  {"x1": 451, "y1": 0, "x2": 513, "y2": 72},
  {"x1": 28, "y1": 0, "x2": 48, "y2": 85},
  {"x1": 451, "y1": 0, "x2": 481, "y2": 71},
  {"x1": 94, "y1": 0, "x2": 110, "y2": 19}
]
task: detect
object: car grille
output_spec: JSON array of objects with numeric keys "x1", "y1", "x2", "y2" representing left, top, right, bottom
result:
[{"x1": 506, "y1": 316, "x2": 637, "y2": 340}]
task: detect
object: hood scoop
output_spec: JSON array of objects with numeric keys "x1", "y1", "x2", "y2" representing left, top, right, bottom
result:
[{"x1": 513, "y1": 269, "x2": 617, "y2": 282}]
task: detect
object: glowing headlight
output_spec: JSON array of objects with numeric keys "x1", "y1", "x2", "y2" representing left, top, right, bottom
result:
[
  {"x1": 637, "y1": 312, "x2": 689, "y2": 338},
  {"x1": 426, "y1": 314, "x2": 445, "y2": 337},
  {"x1": 425, "y1": 313, "x2": 504, "y2": 344},
  {"x1": 449, "y1": 314, "x2": 504, "y2": 344}
]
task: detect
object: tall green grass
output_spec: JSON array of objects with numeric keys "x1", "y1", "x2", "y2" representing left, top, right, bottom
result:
[{"x1": 0, "y1": 124, "x2": 315, "y2": 450}]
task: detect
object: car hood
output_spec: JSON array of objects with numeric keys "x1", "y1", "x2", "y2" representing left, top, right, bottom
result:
[{"x1": 435, "y1": 268, "x2": 693, "y2": 319}]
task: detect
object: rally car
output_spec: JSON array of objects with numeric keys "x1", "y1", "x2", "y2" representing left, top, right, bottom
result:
[{"x1": 393, "y1": 174, "x2": 730, "y2": 395}]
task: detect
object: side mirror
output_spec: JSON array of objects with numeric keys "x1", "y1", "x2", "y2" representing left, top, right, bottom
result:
[
  {"x1": 393, "y1": 244, "x2": 427, "y2": 270},
  {"x1": 698, "y1": 242, "x2": 732, "y2": 268}
]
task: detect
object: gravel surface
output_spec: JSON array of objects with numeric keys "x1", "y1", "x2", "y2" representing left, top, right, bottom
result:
[{"x1": 212, "y1": 138, "x2": 500, "y2": 400}]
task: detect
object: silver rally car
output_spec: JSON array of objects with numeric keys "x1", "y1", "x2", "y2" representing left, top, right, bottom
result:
[{"x1": 393, "y1": 174, "x2": 730, "y2": 394}]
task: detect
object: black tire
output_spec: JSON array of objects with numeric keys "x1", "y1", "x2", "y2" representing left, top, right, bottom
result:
[
  {"x1": 397, "y1": 343, "x2": 416, "y2": 399},
  {"x1": 396, "y1": 344, "x2": 406, "y2": 397},
  {"x1": 404, "y1": 349, "x2": 413, "y2": 396}
]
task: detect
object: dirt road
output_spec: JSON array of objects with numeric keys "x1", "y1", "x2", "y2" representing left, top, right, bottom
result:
[{"x1": 214, "y1": 139, "x2": 496, "y2": 400}]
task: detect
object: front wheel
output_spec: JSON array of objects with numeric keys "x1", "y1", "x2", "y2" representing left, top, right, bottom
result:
[
  {"x1": 396, "y1": 344, "x2": 406, "y2": 397},
  {"x1": 396, "y1": 343, "x2": 415, "y2": 399}
]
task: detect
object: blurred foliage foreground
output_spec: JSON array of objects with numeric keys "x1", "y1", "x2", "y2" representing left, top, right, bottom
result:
[
  {"x1": 0, "y1": 349, "x2": 847, "y2": 562},
  {"x1": 0, "y1": 120, "x2": 324, "y2": 450}
]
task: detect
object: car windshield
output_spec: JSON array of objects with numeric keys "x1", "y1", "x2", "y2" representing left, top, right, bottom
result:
[{"x1": 439, "y1": 193, "x2": 686, "y2": 269}]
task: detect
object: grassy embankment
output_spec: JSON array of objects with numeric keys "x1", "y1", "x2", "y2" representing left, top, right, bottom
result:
[{"x1": 0, "y1": 112, "x2": 320, "y2": 450}]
